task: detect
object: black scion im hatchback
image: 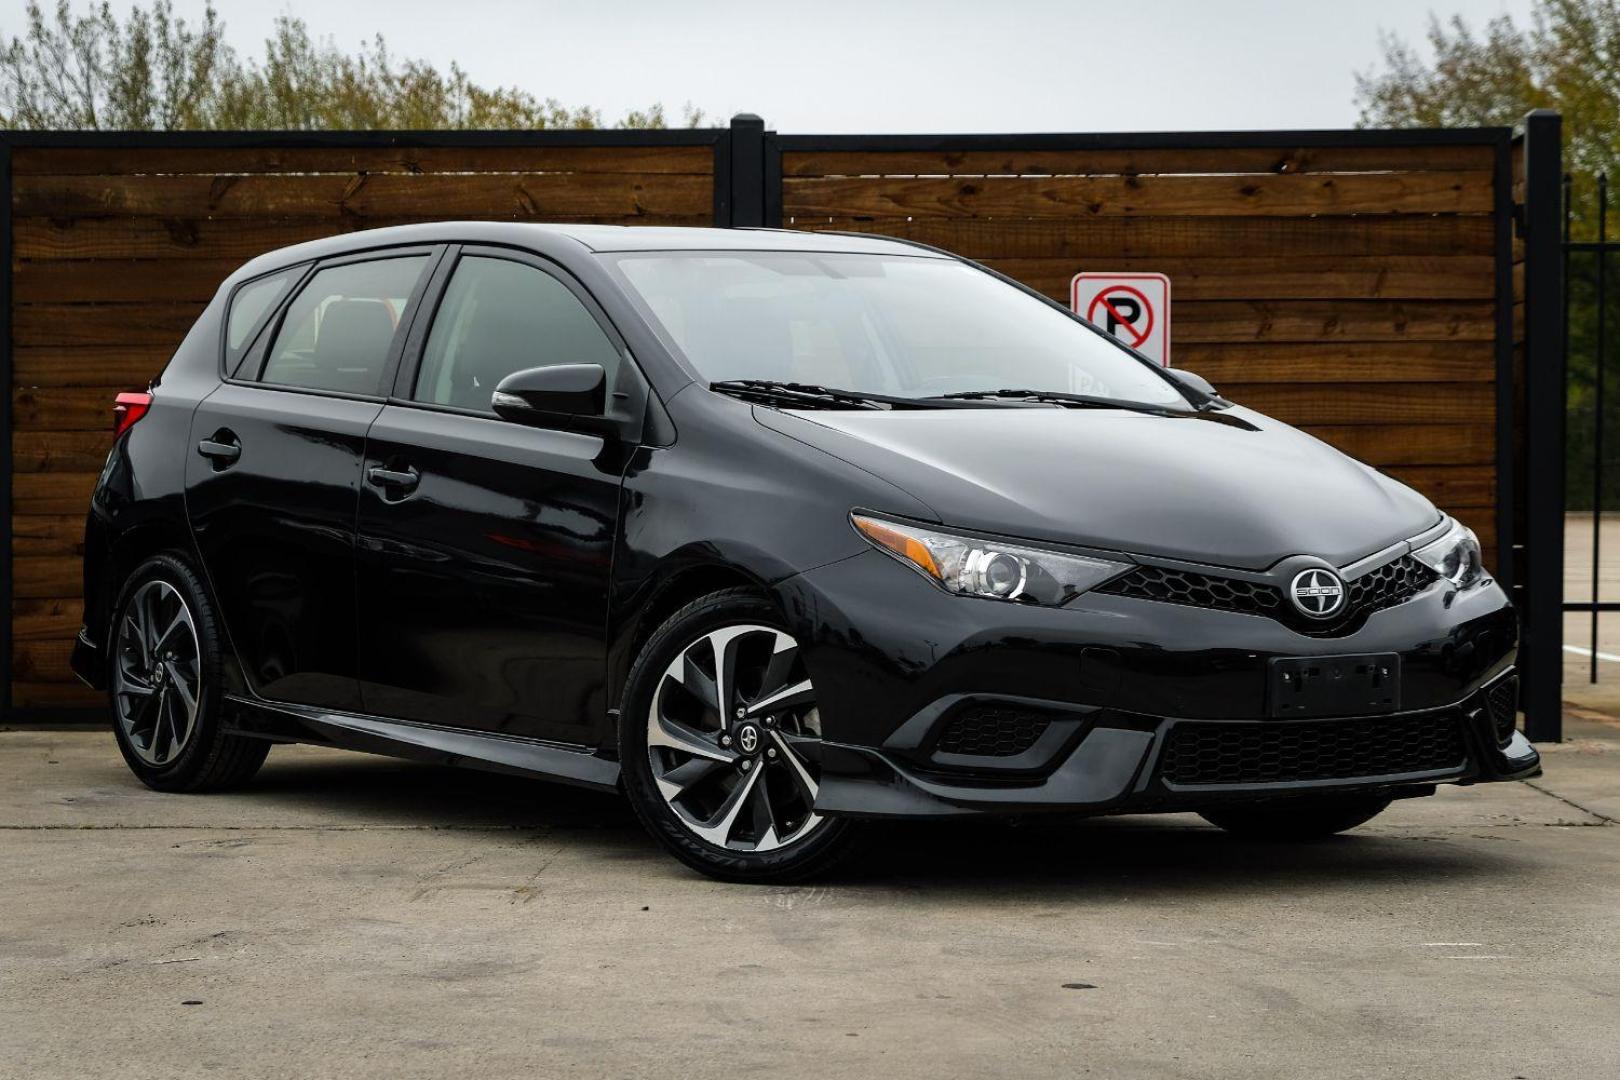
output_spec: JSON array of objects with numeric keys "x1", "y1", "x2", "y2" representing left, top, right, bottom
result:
[{"x1": 72, "y1": 223, "x2": 1539, "y2": 882}]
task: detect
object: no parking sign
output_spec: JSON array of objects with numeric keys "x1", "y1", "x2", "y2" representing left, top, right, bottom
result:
[{"x1": 1071, "y1": 272, "x2": 1171, "y2": 366}]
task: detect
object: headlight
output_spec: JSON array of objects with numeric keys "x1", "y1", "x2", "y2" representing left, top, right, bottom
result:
[
  {"x1": 1412, "y1": 518, "x2": 1486, "y2": 588},
  {"x1": 852, "y1": 514, "x2": 1129, "y2": 606}
]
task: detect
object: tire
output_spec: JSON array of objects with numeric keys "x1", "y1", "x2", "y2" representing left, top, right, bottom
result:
[
  {"x1": 619, "y1": 587, "x2": 862, "y2": 883},
  {"x1": 1199, "y1": 794, "x2": 1393, "y2": 840},
  {"x1": 106, "y1": 552, "x2": 269, "y2": 792}
]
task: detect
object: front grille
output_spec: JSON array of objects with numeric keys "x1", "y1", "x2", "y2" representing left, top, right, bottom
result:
[
  {"x1": 1346, "y1": 556, "x2": 1438, "y2": 613},
  {"x1": 1485, "y1": 676, "x2": 1519, "y2": 746},
  {"x1": 1095, "y1": 554, "x2": 1437, "y2": 632},
  {"x1": 1095, "y1": 565, "x2": 1284, "y2": 617},
  {"x1": 1159, "y1": 712, "x2": 1467, "y2": 786},
  {"x1": 934, "y1": 705, "x2": 1052, "y2": 757}
]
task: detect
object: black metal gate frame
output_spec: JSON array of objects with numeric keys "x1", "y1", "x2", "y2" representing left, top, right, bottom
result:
[{"x1": 0, "y1": 114, "x2": 1563, "y2": 736}]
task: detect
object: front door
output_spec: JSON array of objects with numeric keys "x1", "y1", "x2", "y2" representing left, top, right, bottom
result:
[
  {"x1": 186, "y1": 251, "x2": 437, "y2": 710},
  {"x1": 354, "y1": 249, "x2": 639, "y2": 744}
]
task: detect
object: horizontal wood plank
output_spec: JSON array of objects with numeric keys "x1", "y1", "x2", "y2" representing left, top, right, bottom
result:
[
  {"x1": 14, "y1": 303, "x2": 204, "y2": 348},
  {"x1": 1171, "y1": 300, "x2": 1496, "y2": 344},
  {"x1": 782, "y1": 171, "x2": 1493, "y2": 219},
  {"x1": 1380, "y1": 465, "x2": 1496, "y2": 507},
  {"x1": 13, "y1": 471, "x2": 98, "y2": 514},
  {"x1": 12, "y1": 430, "x2": 113, "y2": 471},
  {"x1": 782, "y1": 145, "x2": 1495, "y2": 178},
  {"x1": 13, "y1": 556, "x2": 83, "y2": 598},
  {"x1": 13, "y1": 214, "x2": 714, "y2": 260},
  {"x1": 1223, "y1": 382, "x2": 1493, "y2": 425},
  {"x1": 15, "y1": 259, "x2": 240, "y2": 304},
  {"x1": 1175, "y1": 342, "x2": 1495, "y2": 384},
  {"x1": 13, "y1": 347, "x2": 175, "y2": 388},
  {"x1": 12, "y1": 638, "x2": 76, "y2": 682},
  {"x1": 11, "y1": 515, "x2": 88, "y2": 556},
  {"x1": 986, "y1": 255, "x2": 1496, "y2": 301},
  {"x1": 1300, "y1": 423, "x2": 1496, "y2": 466},
  {"x1": 785, "y1": 216, "x2": 1497, "y2": 259},
  {"x1": 15, "y1": 172, "x2": 713, "y2": 219},
  {"x1": 14, "y1": 144, "x2": 714, "y2": 176}
]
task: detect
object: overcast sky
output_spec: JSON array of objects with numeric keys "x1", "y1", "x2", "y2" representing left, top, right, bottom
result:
[{"x1": 2, "y1": 0, "x2": 1540, "y2": 132}]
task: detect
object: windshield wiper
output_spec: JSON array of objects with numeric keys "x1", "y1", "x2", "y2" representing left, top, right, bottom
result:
[
  {"x1": 932, "y1": 388, "x2": 1196, "y2": 416},
  {"x1": 710, "y1": 380, "x2": 957, "y2": 411}
]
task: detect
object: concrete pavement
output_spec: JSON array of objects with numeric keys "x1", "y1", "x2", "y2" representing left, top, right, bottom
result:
[{"x1": 1, "y1": 721, "x2": 1617, "y2": 1080}]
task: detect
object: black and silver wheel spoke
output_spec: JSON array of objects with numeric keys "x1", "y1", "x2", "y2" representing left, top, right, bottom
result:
[
  {"x1": 113, "y1": 580, "x2": 202, "y2": 767},
  {"x1": 647, "y1": 623, "x2": 825, "y2": 853}
]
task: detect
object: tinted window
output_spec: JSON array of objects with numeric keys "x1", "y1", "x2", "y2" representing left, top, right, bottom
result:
[
  {"x1": 260, "y1": 256, "x2": 429, "y2": 395},
  {"x1": 413, "y1": 256, "x2": 620, "y2": 414},
  {"x1": 225, "y1": 267, "x2": 299, "y2": 375},
  {"x1": 610, "y1": 252, "x2": 1185, "y2": 407}
]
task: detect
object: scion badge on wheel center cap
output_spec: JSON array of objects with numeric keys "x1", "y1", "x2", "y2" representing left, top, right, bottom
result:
[{"x1": 734, "y1": 722, "x2": 762, "y2": 755}]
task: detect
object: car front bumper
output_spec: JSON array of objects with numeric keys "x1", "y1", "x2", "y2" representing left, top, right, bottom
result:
[{"x1": 773, "y1": 549, "x2": 1538, "y2": 819}]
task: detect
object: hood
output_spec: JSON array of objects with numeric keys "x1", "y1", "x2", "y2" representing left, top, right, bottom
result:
[{"x1": 755, "y1": 404, "x2": 1441, "y2": 571}]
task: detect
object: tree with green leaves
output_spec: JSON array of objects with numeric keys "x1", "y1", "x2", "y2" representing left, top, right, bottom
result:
[
  {"x1": 1357, "y1": 0, "x2": 1620, "y2": 511},
  {"x1": 0, "y1": 1, "x2": 703, "y2": 130}
]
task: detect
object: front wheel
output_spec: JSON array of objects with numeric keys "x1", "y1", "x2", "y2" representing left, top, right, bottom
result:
[
  {"x1": 619, "y1": 589, "x2": 862, "y2": 883},
  {"x1": 1199, "y1": 794, "x2": 1393, "y2": 840}
]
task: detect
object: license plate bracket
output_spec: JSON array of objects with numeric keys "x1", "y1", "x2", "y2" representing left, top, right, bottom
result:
[{"x1": 1268, "y1": 653, "x2": 1400, "y2": 719}]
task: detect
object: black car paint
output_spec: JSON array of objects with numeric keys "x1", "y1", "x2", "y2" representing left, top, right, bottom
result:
[{"x1": 72, "y1": 222, "x2": 1539, "y2": 820}]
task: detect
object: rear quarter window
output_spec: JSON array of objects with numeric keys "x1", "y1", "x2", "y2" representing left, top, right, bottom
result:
[{"x1": 224, "y1": 267, "x2": 302, "y2": 377}]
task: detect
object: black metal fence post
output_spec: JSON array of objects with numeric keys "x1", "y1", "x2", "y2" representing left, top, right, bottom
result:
[
  {"x1": 0, "y1": 136, "x2": 11, "y2": 721},
  {"x1": 1521, "y1": 109, "x2": 1566, "y2": 741},
  {"x1": 726, "y1": 114, "x2": 767, "y2": 227}
]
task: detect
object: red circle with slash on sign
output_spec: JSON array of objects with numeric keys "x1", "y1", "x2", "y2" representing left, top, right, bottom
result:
[{"x1": 1086, "y1": 284, "x2": 1155, "y2": 350}]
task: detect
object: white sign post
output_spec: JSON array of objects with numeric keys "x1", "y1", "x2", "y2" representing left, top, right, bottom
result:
[{"x1": 1070, "y1": 272, "x2": 1171, "y2": 366}]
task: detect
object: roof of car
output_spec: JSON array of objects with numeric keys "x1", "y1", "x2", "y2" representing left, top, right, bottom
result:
[{"x1": 225, "y1": 222, "x2": 947, "y2": 286}]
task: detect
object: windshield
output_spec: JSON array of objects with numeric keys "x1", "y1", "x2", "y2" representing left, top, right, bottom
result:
[{"x1": 606, "y1": 251, "x2": 1187, "y2": 407}]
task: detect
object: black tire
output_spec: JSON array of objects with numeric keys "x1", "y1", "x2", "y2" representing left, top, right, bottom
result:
[
  {"x1": 107, "y1": 552, "x2": 269, "y2": 792},
  {"x1": 619, "y1": 587, "x2": 862, "y2": 883},
  {"x1": 1199, "y1": 794, "x2": 1393, "y2": 840}
]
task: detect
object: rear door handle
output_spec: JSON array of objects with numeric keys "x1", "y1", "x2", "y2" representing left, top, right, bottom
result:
[
  {"x1": 367, "y1": 465, "x2": 420, "y2": 493},
  {"x1": 196, "y1": 436, "x2": 241, "y2": 464}
]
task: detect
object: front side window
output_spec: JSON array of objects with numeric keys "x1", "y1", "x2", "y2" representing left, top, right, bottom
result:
[
  {"x1": 260, "y1": 256, "x2": 429, "y2": 395},
  {"x1": 607, "y1": 251, "x2": 1185, "y2": 407},
  {"x1": 413, "y1": 255, "x2": 621, "y2": 414}
]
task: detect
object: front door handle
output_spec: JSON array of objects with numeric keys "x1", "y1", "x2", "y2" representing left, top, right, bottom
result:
[
  {"x1": 197, "y1": 435, "x2": 241, "y2": 465},
  {"x1": 367, "y1": 465, "x2": 420, "y2": 493}
]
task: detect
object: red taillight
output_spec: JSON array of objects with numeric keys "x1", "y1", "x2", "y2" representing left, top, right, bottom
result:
[{"x1": 112, "y1": 392, "x2": 152, "y2": 438}]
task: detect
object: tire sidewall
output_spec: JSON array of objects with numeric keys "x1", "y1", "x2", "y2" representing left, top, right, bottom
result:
[
  {"x1": 107, "y1": 552, "x2": 229, "y2": 790},
  {"x1": 618, "y1": 589, "x2": 856, "y2": 883}
]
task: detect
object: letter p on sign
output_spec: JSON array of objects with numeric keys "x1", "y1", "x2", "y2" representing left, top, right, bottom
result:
[{"x1": 1071, "y1": 272, "x2": 1171, "y2": 366}]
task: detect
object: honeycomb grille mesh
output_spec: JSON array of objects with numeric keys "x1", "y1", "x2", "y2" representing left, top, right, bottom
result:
[
  {"x1": 934, "y1": 705, "x2": 1052, "y2": 757},
  {"x1": 1346, "y1": 556, "x2": 1439, "y2": 614},
  {"x1": 1485, "y1": 676, "x2": 1519, "y2": 746},
  {"x1": 1094, "y1": 565, "x2": 1284, "y2": 616},
  {"x1": 1096, "y1": 555, "x2": 1437, "y2": 629},
  {"x1": 1160, "y1": 713, "x2": 1467, "y2": 786}
]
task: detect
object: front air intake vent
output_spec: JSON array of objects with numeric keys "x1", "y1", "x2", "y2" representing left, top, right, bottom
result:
[{"x1": 934, "y1": 705, "x2": 1053, "y2": 758}]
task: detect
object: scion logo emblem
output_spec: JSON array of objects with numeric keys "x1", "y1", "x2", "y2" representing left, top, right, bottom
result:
[
  {"x1": 1290, "y1": 568, "x2": 1346, "y2": 619},
  {"x1": 737, "y1": 725, "x2": 760, "y2": 753}
]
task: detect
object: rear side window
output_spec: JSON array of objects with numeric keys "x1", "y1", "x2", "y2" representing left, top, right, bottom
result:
[
  {"x1": 259, "y1": 256, "x2": 429, "y2": 395},
  {"x1": 412, "y1": 256, "x2": 621, "y2": 414},
  {"x1": 225, "y1": 267, "x2": 300, "y2": 376}
]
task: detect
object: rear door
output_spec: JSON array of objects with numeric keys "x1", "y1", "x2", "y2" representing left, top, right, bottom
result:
[
  {"x1": 354, "y1": 246, "x2": 644, "y2": 744},
  {"x1": 186, "y1": 249, "x2": 440, "y2": 710}
]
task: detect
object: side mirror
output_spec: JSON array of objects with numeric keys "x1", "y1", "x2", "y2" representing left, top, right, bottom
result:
[
  {"x1": 492, "y1": 364, "x2": 610, "y2": 432},
  {"x1": 1164, "y1": 367, "x2": 1219, "y2": 399}
]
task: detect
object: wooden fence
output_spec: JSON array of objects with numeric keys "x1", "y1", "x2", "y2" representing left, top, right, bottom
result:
[{"x1": 2, "y1": 117, "x2": 1548, "y2": 715}]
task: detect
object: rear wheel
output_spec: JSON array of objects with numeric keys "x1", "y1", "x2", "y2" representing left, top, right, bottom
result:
[
  {"x1": 1199, "y1": 794, "x2": 1392, "y2": 840},
  {"x1": 619, "y1": 589, "x2": 861, "y2": 883},
  {"x1": 108, "y1": 553, "x2": 269, "y2": 792}
]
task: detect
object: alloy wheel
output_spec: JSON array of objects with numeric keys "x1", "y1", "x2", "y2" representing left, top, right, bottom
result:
[
  {"x1": 113, "y1": 580, "x2": 203, "y2": 767},
  {"x1": 646, "y1": 623, "x2": 824, "y2": 852}
]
